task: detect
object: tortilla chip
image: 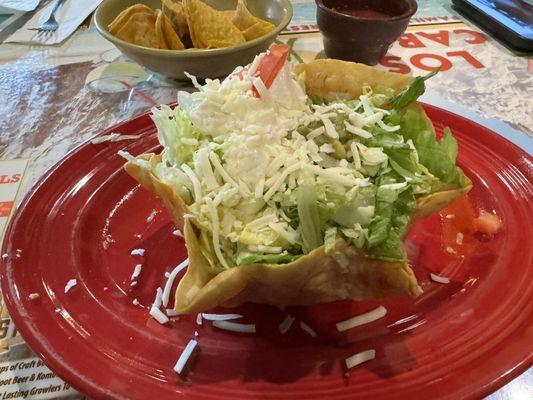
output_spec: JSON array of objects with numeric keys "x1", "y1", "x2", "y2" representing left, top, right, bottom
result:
[
  {"x1": 183, "y1": 0, "x2": 245, "y2": 49},
  {"x1": 161, "y1": 0, "x2": 189, "y2": 38},
  {"x1": 232, "y1": 0, "x2": 275, "y2": 40},
  {"x1": 114, "y1": 12, "x2": 158, "y2": 49},
  {"x1": 219, "y1": 10, "x2": 236, "y2": 20},
  {"x1": 123, "y1": 59, "x2": 472, "y2": 315},
  {"x1": 108, "y1": 4, "x2": 154, "y2": 35},
  {"x1": 205, "y1": 40, "x2": 241, "y2": 48},
  {"x1": 155, "y1": 8, "x2": 185, "y2": 50},
  {"x1": 241, "y1": 21, "x2": 275, "y2": 41}
]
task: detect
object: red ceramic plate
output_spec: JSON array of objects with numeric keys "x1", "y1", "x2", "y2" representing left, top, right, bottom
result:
[{"x1": 1, "y1": 105, "x2": 532, "y2": 400}]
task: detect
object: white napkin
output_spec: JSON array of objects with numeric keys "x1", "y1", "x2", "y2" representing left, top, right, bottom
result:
[
  {"x1": 0, "y1": 0, "x2": 40, "y2": 12},
  {"x1": 4, "y1": 0, "x2": 104, "y2": 45}
]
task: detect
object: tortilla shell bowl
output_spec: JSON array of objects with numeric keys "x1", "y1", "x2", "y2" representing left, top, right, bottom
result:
[{"x1": 94, "y1": 0, "x2": 292, "y2": 80}]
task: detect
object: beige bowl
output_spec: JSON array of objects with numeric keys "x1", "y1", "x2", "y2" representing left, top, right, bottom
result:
[{"x1": 94, "y1": 0, "x2": 292, "y2": 80}]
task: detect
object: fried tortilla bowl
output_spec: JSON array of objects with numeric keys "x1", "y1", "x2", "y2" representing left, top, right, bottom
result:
[{"x1": 124, "y1": 59, "x2": 472, "y2": 314}]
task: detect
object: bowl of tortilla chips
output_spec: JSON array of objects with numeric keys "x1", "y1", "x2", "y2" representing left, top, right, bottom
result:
[{"x1": 94, "y1": 0, "x2": 292, "y2": 80}]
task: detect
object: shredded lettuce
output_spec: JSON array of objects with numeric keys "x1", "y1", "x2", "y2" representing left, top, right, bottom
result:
[
  {"x1": 236, "y1": 252, "x2": 300, "y2": 266},
  {"x1": 151, "y1": 105, "x2": 201, "y2": 167},
  {"x1": 341, "y1": 224, "x2": 366, "y2": 248},
  {"x1": 148, "y1": 65, "x2": 466, "y2": 269},
  {"x1": 331, "y1": 185, "x2": 376, "y2": 227},
  {"x1": 324, "y1": 227, "x2": 337, "y2": 254},
  {"x1": 297, "y1": 185, "x2": 323, "y2": 253},
  {"x1": 310, "y1": 95, "x2": 327, "y2": 105},
  {"x1": 367, "y1": 178, "x2": 416, "y2": 262}
]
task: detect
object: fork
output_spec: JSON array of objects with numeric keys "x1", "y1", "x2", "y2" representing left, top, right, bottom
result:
[{"x1": 30, "y1": 0, "x2": 67, "y2": 35}]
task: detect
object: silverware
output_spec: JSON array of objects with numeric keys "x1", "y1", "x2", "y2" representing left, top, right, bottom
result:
[{"x1": 30, "y1": 0, "x2": 67, "y2": 37}]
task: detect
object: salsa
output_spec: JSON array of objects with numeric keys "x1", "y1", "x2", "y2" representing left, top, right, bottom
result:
[
  {"x1": 333, "y1": 7, "x2": 392, "y2": 19},
  {"x1": 440, "y1": 195, "x2": 502, "y2": 258}
]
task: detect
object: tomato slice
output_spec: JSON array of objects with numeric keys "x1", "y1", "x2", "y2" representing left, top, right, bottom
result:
[
  {"x1": 473, "y1": 211, "x2": 502, "y2": 235},
  {"x1": 440, "y1": 195, "x2": 502, "y2": 257},
  {"x1": 440, "y1": 195, "x2": 476, "y2": 257},
  {"x1": 252, "y1": 44, "x2": 291, "y2": 97}
]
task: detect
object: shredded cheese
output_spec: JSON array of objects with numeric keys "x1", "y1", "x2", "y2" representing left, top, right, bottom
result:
[
  {"x1": 265, "y1": 154, "x2": 287, "y2": 177},
  {"x1": 380, "y1": 182, "x2": 407, "y2": 190},
  {"x1": 307, "y1": 126, "x2": 325, "y2": 140},
  {"x1": 303, "y1": 164, "x2": 356, "y2": 186},
  {"x1": 181, "y1": 138, "x2": 198, "y2": 146},
  {"x1": 173, "y1": 340, "x2": 198, "y2": 375},
  {"x1": 205, "y1": 197, "x2": 229, "y2": 269},
  {"x1": 319, "y1": 144, "x2": 335, "y2": 154},
  {"x1": 195, "y1": 148, "x2": 219, "y2": 191},
  {"x1": 181, "y1": 164, "x2": 202, "y2": 201},
  {"x1": 209, "y1": 152, "x2": 241, "y2": 193},
  {"x1": 344, "y1": 121, "x2": 372, "y2": 139},
  {"x1": 246, "y1": 214, "x2": 277, "y2": 231},
  {"x1": 350, "y1": 142, "x2": 362, "y2": 170},
  {"x1": 363, "y1": 112, "x2": 384, "y2": 126},
  {"x1": 64, "y1": 279, "x2": 77, "y2": 294},
  {"x1": 248, "y1": 245, "x2": 282, "y2": 254},
  {"x1": 254, "y1": 176, "x2": 265, "y2": 198},
  {"x1": 377, "y1": 120, "x2": 400, "y2": 132},
  {"x1": 153, "y1": 287, "x2": 163, "y2": 309},
  {"x1": 319, "y1": 115, "x2": 339, "y2": 139},
  {"x1": 131, "y1": 264, "x2": 142, "y2": 280},
  {"x1": 300, "y1": 321, "x2": 317, "y2": 337},
  {"x1": 166, "y1": 309, "x2": 179, "y2": 317},
  {"x1": 263, "y1": 162, "x2": 302, "y2": 202},
  {"x1": 446, "y1": 247, "x2": 457, "y2": 255},
  {"x1": 130, "y1": 248, "x2": 145, "y2": 256},
  {"x1": 430, "y1": 273, "x2": 450, "y2": 284},
  {"x1": 253, "y1": 77, "x2": 276, "y2": 109},
  {"x1": 146, "y1": 210, "x2": 157, "y2": 222},
  {"x1": 335, "y1": 306, "x2": 387, "y2": 332},
  {"x1": 345, "y1": 349, "x2": 375, "y2": 370},
  {"x1": 162, "y1": 258, "x2": 190, "y2": 307},
  {"x1": 213, "y1": 321, "x2": 256, "y2": 333},
  {"x1": 268, "y1": 222, "x2": 298, "y2": 244},
  {"x1": 279, "y1": 315, "x2": 295, "y2": 334},
  {"x1": 201, "y1": 313, "x2": 243, "y2": 321},
  {"x1": 149, "y1": 307, "x2": 169, "y2": 324}
]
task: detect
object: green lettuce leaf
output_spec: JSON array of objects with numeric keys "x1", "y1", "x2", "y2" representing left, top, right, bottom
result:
[
  {"x1": 400, "y1": 110, "x2": 464, "y2": 187},
  {"x1": 389, "y1": 69, "x2": 439, "y2": 109},
  {"x1": 236, "y1": 252, "x2": 300, "y2": 265},
  {"x1": 330, "y1": 185, "x2": 376, "y2": 227},
  {"x1": 366, "y1": 184, "x2": 416, "y2": 262},
  {"x1": 297, "y1": 185, "x2": 323, "y2": 253},
  {"x1": 151, "y1": 105, "x2": 201, "y2": 166},
  {"x1": 310, "y1": 95, "x2": 327, "y2": 105}
]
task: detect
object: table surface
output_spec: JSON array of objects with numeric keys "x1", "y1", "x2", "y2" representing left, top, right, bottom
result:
[{"x1": 0, "y1": 0, "x2": 531, "y2": 399}]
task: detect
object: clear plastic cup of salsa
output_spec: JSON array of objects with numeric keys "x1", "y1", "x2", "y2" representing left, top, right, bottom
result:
[{"x1": 316, "y1": 0, "x2": 418, "y2": 65}]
